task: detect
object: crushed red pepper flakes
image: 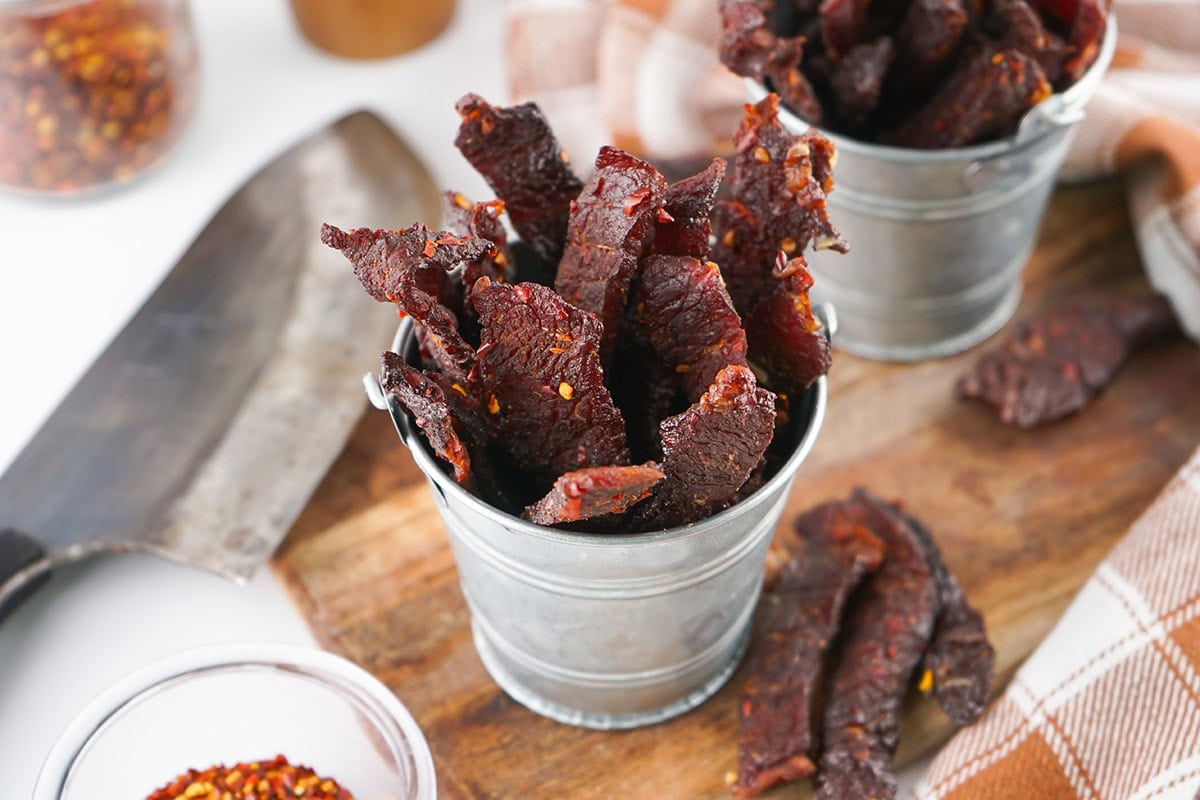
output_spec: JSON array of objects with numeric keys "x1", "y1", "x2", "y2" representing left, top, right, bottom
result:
[{"x1": 145, "y1": 755, "x2": 354, "y2": 800}]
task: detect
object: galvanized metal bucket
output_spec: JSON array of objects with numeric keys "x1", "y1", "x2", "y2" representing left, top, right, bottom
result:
[
  {"x1": 364, "y1": 308, "x2": 832, "y2": 729},
  {"x1": 749, "y1": 19, "x2": 1117, "y2": 361}
]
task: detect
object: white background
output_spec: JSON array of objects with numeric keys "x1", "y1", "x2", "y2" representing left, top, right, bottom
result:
[{"x1": 0, "y1": 1, "x2": 926, "y2": 796}]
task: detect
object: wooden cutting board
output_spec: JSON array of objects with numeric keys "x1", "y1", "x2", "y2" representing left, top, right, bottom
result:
[{"x1": 272, "y1": 179, "x2": 1200, "y2": 800}]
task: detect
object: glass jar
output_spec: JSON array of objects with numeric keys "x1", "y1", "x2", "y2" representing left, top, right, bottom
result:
[{"x1": 0, "y1": 0, "x2": 198, "y2": 196}]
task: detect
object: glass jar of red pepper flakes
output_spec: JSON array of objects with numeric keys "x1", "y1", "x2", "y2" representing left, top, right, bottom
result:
[{"x1": 0, "y1": 0, "x2": 197, "y2": 196}]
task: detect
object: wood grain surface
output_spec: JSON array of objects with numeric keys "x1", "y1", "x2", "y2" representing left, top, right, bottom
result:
[{"x1": 272, "y1": 180, "x2": 1200, "y2": 799}]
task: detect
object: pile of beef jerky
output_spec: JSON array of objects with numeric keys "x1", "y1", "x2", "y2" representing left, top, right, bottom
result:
[
  {"x1": 323, "y1": 92, "x2": 846, "y2": 531},
  {"x1": 718, "y1": 0, "x2": 1109, "y2": 147},
  {"x1": 736, "y1": 489, "x2": 994, "y2": 798}
]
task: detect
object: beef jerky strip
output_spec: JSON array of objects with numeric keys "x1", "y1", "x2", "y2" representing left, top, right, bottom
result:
[
  {"x1": 322, "y1": 223, "x2": 491, "y2": 383},
  {"x1": 454, "y1": 93, "x2": 583, "y2": 267},
  {"x1": 829, "y1": 37, "x2": 896, "y2": 131},
  {"x1": 818, "y1": 0, "x2": 867, "y2": 60},
  {"x1": 744, "y1": 257, "x2": 831, "y2": 392},
  {"x1": 733, "y1": 507, "x2": 886, "y2": 798},
  {"x1": 883, "y1": 45, "x2": 1053, "y2": 149},
  {"x1": 719, "y1": 0, "x2": 825, "y2": 125},
  {"x1": 957, "y1": 295, "x2": 1179, "y2": 428},
  {"x1": 473, "y1": 278, "x2": 630, "y2": 487},
  {"x1": 443, "y1": 191, "x2": 514, "y2": 288},
  {"x1": 554, "y1": 146, "x2": 666, "y2": 358},
  {"x1": 987, "y1": 0, "x2": 1070, "y2": 85},
  {"x1": 524, "y1": 463, "x2": 664, "y2": 526},
  {"x1": 713, "y1": 94, "x2": 845, "y2": 316},
  {"x1": 632, "y1": 365, "x2": 775, "y2": 529},
  {"x1": 814, "y1": 490, "x2": 939, "y2": 800},
  {"x1": 894, "y1": 0, "x2": 969, "y2": 97},
  {"x1": 863, "y1": 493, "x2": 994, "y2": 726},
  {"x1": 380, "y1": 351, "x2": 475, "y2": 485},
  {"x1": 651, "y1": 158, "x2": 726, "y2": 260},
  {"x1": 1063, "y1": 0, "x2": 1106, "y2": 83},
  {"x1": 608, "y1": 297, "x2": 682, "y2": 463},
  {"x1": 636, "y1": 254, "x2": 748, "y2": 403}
]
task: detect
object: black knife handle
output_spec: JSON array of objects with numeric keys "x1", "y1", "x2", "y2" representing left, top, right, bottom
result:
[{"x1": 0, "y1": 528, "x2": 51, "y2": 624}]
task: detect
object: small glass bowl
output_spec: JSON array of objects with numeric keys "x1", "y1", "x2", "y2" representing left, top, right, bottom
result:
[{"x1": 33, "y1": 642, "x2": 436, "y2": 800}]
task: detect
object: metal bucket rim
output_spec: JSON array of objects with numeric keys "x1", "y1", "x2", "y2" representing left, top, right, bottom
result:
[
  {"x1": 380, "y1": 317, "x2": 828, "y2": 549},
  {"x1": 745, "y1": 14, "x2": 1117, "y2": 164}
]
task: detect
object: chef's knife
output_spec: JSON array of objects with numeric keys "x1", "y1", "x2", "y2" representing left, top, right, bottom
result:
[{"x1": 0, "y1": 111, "x2": 440, "y2": 622}]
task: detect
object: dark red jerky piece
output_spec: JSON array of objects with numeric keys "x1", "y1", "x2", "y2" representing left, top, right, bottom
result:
[
  {"x1": 1063, "y1": 0, "x2": 1106, "y2": 83},
  {"x1": 713, "y1": 95, "x2": 845, "y2": 317},
  {"x1": 988, "y1": 0, "x2": 1069, "y2": 84},
  {"x1": 745, "y1": 265, "x2": 831, "y2": 393},
  {"x1": 895, "y1": 0, "x2": 969, "y2": 94},
  {"x1": 734, "y1": 508, "x2": 886, "y2": 798},
  {"x1": 472, "y1": 279, "x2": 630, "y2": 486},
  {"x1": 636, "y1": 255, "x2": 748, "y2": 403},
  {"x1": 883, "y1": 45, "x2": 1052, "y2": 148},
  {"x1": 718, "y1": 0, "x2": 826, "y2": 125},
  {"x1": 321, "y1": 223, "x2": 490, "y2": 383},
  {"x1": 830, "y1": 37, "x2": 896, "y2": 130},
  {"x1": 956, "y1": 295, "x2": 1179, "y2": 428},
  {"x1": 454, "y1": 94, "x2": 583, "y2": 267},
  {"x1": 634, "y1": 365, "x2": 775, "y2": 529},
  {"x1": 608, "y1": 301, "x2": 684, "y2": 463},
  {"x1": 819, "y1": 0, "x2": 867, "y2": 59},
  {"x1": 867, "y1": 496, "x2": 994, "y2": 727},
  {"x1": 443, "y1": 191, "x2": 514, "y2": 289},
  {"x1": 814, "y1": 490, "x2": 939, "y2": 800},
  {"x1": 523, "y1": 463, "x2": 664, "y2": 526},
  {"x1": 380, "y1": 351, "x2": 473, "y2": 485},
  {"x1": 554, "y1": 146, "x2": 666, "y2": 358},
  {"x1": 652, "y1": 159, "x2": 726, "y2": 260}
]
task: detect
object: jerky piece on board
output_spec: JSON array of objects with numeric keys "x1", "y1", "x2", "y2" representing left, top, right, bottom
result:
[
  {"x1": 473, "y1": 278, "x2": 631, "y2": 487},
  {"x1": 636, "y1": 254, "x2": 748, "y2": 403},
  {"x1": 554, "y1": 146, "x2": 667, "y2": 358},
  {"x1": 744, "y1": 258, "x2": 831, "y2": 393},
  {"x1": 829, "y1": 37, "x2": 896, "y2": 131},
  {"x1": 322, "y1": 223, "x2": 491, "y2": 383},
  {"x1": 454, "y1": 93, "x2": 583, "y2": 267},
  {"x1": 713, "y1": 94, "x2": 845, "y2": 317},
  {"x1": 652, "y1": 158, "x2": 726, "y2": 260},
  {"x1": 718, "y1": 0, "x2": 826, "y2": 125},
  {"x1": 443, "y1": 191, "x2": 514, "y2": 289},
  {"x1": 883, "y1": 45, "x2": 1053, "y2": 148},
  {"x1": 380, "y1": 351, "x2": 474, "y2": 485},
  {"x1": 864, "y1": 494, "x2": 994, "y2": 726},
  {"x1": 814, "y1": 489, "x2": 939, "y2": 800},
  {"x1": 633, "y1": 365, "x2": 776, "y2": 529},
  {"x1": 733, "y1": 506, "x2": 886, "y2": 798},
  {"x1": 523, "y1": 463, "x2": 664, "y2": 526},
  {"x1": 956, "y1": 295, "x2": 1179, "y2": 428}
]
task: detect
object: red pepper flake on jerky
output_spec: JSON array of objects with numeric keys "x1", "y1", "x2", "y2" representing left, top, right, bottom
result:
[
  {"x1": 524, "y1": 463, "x2": 664, "y2": 526},
  {"x1": 957, "y1": 295, "x2": 1180, "y2": 428},
  {"x1": 633, "y1": 365, "x2": 775, "y2": 529},
  {"x1": 472, "y1": 278, "x2": 631, "y2": 487},
  {"x1": 733, "y1": 506, "x2": 886, "y2": 798},
  {"x1": 814, "y1": 490, "x2": 939, "y2": 800},
  {"x1": 554, "y1": 146, "x2": 667, "y2": 359},
  {"x1": 455, "y1": 93, "x2": 583, "y2": 267},
  {"x1": 635, "y1": 254, "x2": 748, "y2": 403},
  {"x1": 651, "y1": 158, "x2": 726, "y2": 260},
  {"x1": 321, "y1": 223, "x2": 490, "y2": 384}
]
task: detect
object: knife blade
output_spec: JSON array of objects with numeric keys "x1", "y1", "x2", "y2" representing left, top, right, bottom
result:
[{"x1": 0, "y1": 111, "x2": 440, "y2": 622}]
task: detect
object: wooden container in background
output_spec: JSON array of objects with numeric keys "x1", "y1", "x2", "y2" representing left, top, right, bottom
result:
[{"x1": 289, "y1": 0, "x2": 455, "y2": 59}]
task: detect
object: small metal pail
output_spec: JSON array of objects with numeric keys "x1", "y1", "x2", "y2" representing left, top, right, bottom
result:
[
  {"x1": 750, "y1": 18, "x2": 1117, "y2": 361},
  {"x1": 364, "y1": 309, "x2": 832, "y2": 729}
]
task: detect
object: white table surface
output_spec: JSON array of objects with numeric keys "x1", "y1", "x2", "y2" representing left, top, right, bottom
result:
[{"x1": 0, "y1": 2, "x2": 928, "y2": 796}]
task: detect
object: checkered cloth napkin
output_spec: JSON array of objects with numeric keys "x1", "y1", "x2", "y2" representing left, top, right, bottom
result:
[{"x1": 505, "y1": 0, "x2": 1200, "y2": 342}]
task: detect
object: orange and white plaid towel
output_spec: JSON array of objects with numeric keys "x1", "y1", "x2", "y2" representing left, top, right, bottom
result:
[
  {"x1": 914, "y1": 446, "x2": 1200, "y2": 800},
  {"x1": 505, "y1": 0, "x2": 1200, "y2": 341}
]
